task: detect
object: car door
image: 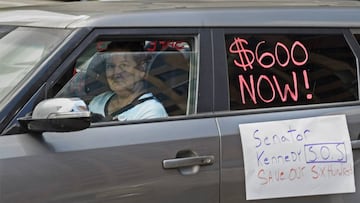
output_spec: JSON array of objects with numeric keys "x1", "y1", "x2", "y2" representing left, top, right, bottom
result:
[
  {"x1": 0, "y1": 28, "x2": 220, "y2": 202},
  {"x1": 0, "y1": 118, "x2": 219, "y2": 203},
  {"x1": 213, "y1": 28, "x2": 360, "y2": 203}
]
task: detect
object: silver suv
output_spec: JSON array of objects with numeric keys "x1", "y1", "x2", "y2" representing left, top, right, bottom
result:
[{"x1": 0, "y1": 0, "x2": 359, "y2": 202}]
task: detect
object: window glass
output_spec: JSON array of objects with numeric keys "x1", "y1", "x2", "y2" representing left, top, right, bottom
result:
[
  {"x1": 226, "y1": 34, "x2": 358, "y2": 110},
  {"x1": 57, "y1": 37, "x2": 197, "y2": 122},
  {"x1": 355, "y1": 34, "x2": 360, "y2": 45},
  {"x1": 0, "y1": 26, "x2": 14, "y2": 39},
  {"x1": 0, "y1": 27, "x2": 71, "y2": 108}
]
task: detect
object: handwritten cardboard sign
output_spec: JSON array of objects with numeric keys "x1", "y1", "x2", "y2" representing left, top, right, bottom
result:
[{"x1": 239, "y1": 115, "x2": 355, "y2": 200}]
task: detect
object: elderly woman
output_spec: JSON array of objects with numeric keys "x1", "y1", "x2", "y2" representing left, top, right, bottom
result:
[{"x1": 89, "y1": 41, "x2": 168, "y2": 121}]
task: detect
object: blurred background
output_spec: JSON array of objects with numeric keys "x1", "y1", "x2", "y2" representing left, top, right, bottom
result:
[
  {"x1": 1, "y1": 0, "x2": 359, "y2": 9},
  {"x1": 0, "y1": 0, "x2": 88, "y2": 9}
]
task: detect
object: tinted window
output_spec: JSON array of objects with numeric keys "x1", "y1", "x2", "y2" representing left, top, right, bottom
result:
[{"x1": 226, "y1": 34, "x2": 358, "y2": 110}]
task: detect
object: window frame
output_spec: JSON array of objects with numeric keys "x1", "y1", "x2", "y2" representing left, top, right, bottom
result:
[
  {"x1": 351, "y1": 28, "x2": 360, "y2": 48},
  {"x1": 46, "y1": 27, "x2": 214, "y2": 125}
]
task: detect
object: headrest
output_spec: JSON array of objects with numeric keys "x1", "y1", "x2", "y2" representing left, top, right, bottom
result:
[{"x1": 84, "y1": 53, "x2": 109, "y2": 94}]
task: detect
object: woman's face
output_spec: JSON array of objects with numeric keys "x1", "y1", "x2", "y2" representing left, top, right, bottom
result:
[{"x1": 105, "y1": 52, "x2": 145, "y2": 95}]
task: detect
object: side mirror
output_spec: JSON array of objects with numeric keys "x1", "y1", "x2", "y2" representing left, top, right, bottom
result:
[{"x1": 18, "y1": 98, "x2": 91, "y2": 132}]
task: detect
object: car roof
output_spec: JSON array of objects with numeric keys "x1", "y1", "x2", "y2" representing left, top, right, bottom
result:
[{"x1": 1, "y1": 0, "x2": 360, "y2": 28}]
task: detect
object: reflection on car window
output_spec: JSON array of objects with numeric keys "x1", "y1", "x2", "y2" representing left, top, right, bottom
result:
[
  {"x1": 0, "y1": 27, "x2": 71, "y2": 108},
  {"x1": 57, "y1": 37, "x2": 198, "y2": 122},
  {"x1": 226, "y1": 34, "x2": 358, "y2": 110}
]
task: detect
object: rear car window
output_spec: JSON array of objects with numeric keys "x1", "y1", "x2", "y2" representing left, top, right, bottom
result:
[{"x1": 226, "y1": 33, "x2": 358, "y2": 110}]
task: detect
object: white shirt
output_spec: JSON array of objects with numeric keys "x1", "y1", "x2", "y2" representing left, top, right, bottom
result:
[{"x1": 89, "y1": 92, "x2": 168, "y2": 121}]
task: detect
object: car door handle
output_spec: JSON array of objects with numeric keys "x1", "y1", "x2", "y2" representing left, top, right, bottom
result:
[{"x1": 162, "y1": 155, "x2": 215, "y2": 169}]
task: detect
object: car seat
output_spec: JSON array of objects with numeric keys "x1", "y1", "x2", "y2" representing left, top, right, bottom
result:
[
  {"x1": 83, "y1": 52, "x2": 110, "y2": 103},
  {"x1": 146, "y1": 47, "x2": 190, "y2": 116}
]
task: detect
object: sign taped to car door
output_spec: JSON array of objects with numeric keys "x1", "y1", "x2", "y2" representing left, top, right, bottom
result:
[{"x1": 239, "y1": 115, "x2": 355, "y2": 200}]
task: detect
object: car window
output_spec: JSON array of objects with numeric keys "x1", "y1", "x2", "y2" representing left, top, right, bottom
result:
[
  {"x1": 226, "y1": 33, "x2": 358, "y2": 110},
  {"x1": 355, "y1": 33, "x2": 360, "y2": 45},
  {"x1": 0, "y1": 27, "x2": 71, "y2": 109},
  {"x1": 0, "y1": 26, "x2": 14, "y2": 39},
  {"x1": 57, "y1": 37, "x2": 198, "y2": 121}
]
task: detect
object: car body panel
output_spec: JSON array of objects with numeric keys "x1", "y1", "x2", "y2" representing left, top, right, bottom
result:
[
  {"x1": 0, "y1": 118, "x2": 220, "y2": 202},
  {"x1": 217, "y1": 106, "x2": 360, "y2": 203},
  {"x1": 1, "y1": 1, "x2": 360, "y2": 28}
]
